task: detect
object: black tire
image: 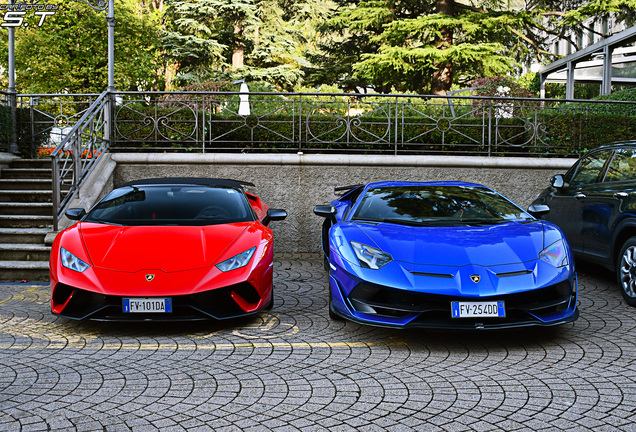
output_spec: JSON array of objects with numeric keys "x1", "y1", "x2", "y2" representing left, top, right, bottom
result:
[{"x1": 617, "y1": 237, "x2": 636, "y2": 307}]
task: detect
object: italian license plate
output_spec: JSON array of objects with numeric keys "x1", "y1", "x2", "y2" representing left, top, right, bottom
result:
[
  {"x1": 123, "y1": 297, "x2": 172, "y2": 313},
  {"x1": 451, "y1": 301, "x2": 505, "y2": 318}
]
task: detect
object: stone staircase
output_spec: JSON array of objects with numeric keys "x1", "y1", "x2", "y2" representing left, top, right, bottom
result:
[{"x1": 0, "y1": 158, "x2": 53, "y2": 282}]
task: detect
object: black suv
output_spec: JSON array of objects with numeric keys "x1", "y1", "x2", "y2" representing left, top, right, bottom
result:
[{"x1": 529, "y1": 141, "x2": 636, "y2": 307}]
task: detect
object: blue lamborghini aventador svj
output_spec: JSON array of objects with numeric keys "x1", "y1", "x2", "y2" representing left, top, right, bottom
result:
[{"x1": 314, "y1": 181, "x2": 578, "y2": 329}]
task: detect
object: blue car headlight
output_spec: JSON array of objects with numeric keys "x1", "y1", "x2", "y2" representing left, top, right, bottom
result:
[
  {"x1": 539, "y1": 240, "x2": 568, "y2": 267},
  {"x1": 216, "y1": 247, "x2": 256, "y2": 272},
  {"x1": 350, "y1": 241, "x2": 392, "y2": 269},
  {"x1": 61, "y1": 247, "x2": 90, "y2": 273}
]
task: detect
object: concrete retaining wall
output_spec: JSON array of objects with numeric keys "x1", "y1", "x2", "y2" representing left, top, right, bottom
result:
[{"x1": 109, "y1": 153, "x2": 577, "y2": 253}]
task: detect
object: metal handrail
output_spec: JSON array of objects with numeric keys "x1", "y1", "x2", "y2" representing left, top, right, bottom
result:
[
  {"x1": 51, "y1": 91, "x2": 110, "y2": 230},
  {"x1": 110, "y1": 90, "x2": 636, "y2": 104}
]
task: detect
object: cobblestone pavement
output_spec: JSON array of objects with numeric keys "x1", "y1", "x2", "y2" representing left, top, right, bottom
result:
[{"x1": 1, "y1": 253, "x2": 635, "y2": 431}]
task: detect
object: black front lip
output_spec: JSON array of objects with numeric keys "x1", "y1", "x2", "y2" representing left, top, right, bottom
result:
[
  {"x1": 52, "y1": 281, "x2": 264, "y2": 321},
  {"x1": 330, "y1": 272, "x2": 578, "y2": 329},
  {"x1": 330, "y1": 302, "x2": 580, "y2": 330}
]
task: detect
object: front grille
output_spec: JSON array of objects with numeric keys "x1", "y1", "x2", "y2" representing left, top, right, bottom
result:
[
  {"x1": 347, "y1": 280, "x2": 575, "y2": 326},
  {"x1": 54, "y1": 281, "x2": 262, "y2": 321}
]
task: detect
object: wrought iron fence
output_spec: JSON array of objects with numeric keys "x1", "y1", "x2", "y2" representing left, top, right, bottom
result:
[
  {"x1": 109, "y1": 91, "x2": 636, "y2": 157},
  {"x1": 5, "y1": 91, "x2": 636, "y2": 159},
  {"x1": 1, "y1": 92, "x2": 102, "y2": 158},
  {"x1": 50, "y1": 91, "x2": 109, "y2": 230}
]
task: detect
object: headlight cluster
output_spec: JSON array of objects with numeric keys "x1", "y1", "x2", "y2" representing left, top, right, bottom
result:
[
  {"x1": 539, "y1": 240, "x2": 568, "y2": 267},
  {"x1": 350, "y1": 241, "x2": 392, "y2": 269},
  {"x1": 61, "y1": 247, "x2": 90, "y2": 273},
  {"x1": 216, "y1": 247, "x2": 256, "y2": 272}
]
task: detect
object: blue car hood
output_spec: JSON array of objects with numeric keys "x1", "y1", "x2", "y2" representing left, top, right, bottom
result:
[{"x1": 349, "y1": 220, "x2": 545, "y2": 266}]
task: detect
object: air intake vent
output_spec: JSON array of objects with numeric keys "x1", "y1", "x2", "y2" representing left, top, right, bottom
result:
[
  {"x1": 497, "y1": 270, "x2": 532, "y2": 277},
  {"x1": 410, "y1": 272, "x2": 454, "y2": 278}
]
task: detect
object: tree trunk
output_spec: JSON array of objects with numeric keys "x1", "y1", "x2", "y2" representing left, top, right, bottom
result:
[
  {"x1": 232, "y1": 21, "x2": 244, "y2": 69},
  {"x1": 430, "y1": 0, "x2": 454, "y2": 95}
]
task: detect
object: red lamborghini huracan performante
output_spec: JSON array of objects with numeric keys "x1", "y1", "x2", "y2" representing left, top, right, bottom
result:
[{"x1": 49, "y1": 178, "x2": 287, "y2": 321}]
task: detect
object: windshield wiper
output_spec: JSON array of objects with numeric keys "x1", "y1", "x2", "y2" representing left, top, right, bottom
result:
[
  {"x1": 457, "y1": 218, "x2": 510, "y2": 226},
  {"x1": 85, "y1": 220, "x2": 124, "y2": 226},
  {"x1": 381, "y1": 218, "x2": 439, "y2": 226},
  {"x1": 353, "y1": 217, "x2": 452, "y2": 226}
]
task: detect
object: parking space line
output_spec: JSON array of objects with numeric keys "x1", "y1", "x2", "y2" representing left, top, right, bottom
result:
[
  {"x1": 0, "y1": 286, "x2": 44, "y2": 306},
  {"x1": 0, "y1": 341, "x2": 400, "y2": 351}
]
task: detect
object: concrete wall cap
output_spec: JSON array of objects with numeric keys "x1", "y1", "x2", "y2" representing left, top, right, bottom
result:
[
  {"x1": 111, "y1": 153, "x2": 577, "y2": 169},
  {"x1": 0, "y1": 152, "x2": 20, "y2": 164}
]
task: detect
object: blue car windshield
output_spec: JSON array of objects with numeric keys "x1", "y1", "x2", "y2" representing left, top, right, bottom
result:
[
  {"x1": 352, "y1": 185, "x2": 533, "y2": 225},
  {"x1": 84, "y1": 185, "x2": 255, "y2": 226}
]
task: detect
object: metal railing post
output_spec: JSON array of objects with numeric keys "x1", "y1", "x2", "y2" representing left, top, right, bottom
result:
[
  {"x1": 51, "y1": 154, "x2": 60, "y2": 231},
  {"x1": 487, "y1": 101, "x2": 492, "y2": 157},
  {"x1": 104, "y1": 93, "x2": 112, "y2": 150},
  {"x1": 30, "y1": 97, "x2": 36, "y2": 158},
  {"x1": 7, "y1": 1, "x2": 19, "y2": 155},
  {"x1": 73, "y1": 132, "x2": 81, "y2": 194},
  {"x1": 394, "y1": 96, "x2": 398, "y2": 155},
  {"x1": 298, "y1": 96, "x2": 303, "y2": 152},
  {"x1": 202, "y1": 94, "x2": 206, "y2": 153}
]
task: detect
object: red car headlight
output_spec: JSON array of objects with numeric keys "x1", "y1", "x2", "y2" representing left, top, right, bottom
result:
[
  {"x1": 60, "y1": 247, "x2": 90, "y2": 273},
  {"x1": 215, "y1": 247, "x2": 256, "y2": 272}
]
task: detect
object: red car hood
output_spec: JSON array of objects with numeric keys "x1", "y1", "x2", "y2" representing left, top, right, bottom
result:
[{"x1": 79, "y1": 222, "x2": 250, "y2": 272}]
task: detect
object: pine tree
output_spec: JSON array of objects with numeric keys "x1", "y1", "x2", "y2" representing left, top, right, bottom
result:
[
  {"x1": 306, "y1": 0, "x2": 636, "y2": 94},
  {"x1": 162, "y1": 0, "x2": 332, "y2": 89}
]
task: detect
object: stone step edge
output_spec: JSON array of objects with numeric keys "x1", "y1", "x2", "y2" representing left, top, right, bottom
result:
[
  {"x1": 0, "y1": 215, "x2": 53, "y2": 220},
  {"x1": 0, "y1": 260, "x2": 49, "y2": 269},
  {"x1": 0, "y1": 202, "x2": 53, "y2": 207},
  {"x1": 0, "y1": 228, "x2": 52, "y2": 234},
  {"x1": 0, "y1": 244, "x2": 51, "y2": 251}
]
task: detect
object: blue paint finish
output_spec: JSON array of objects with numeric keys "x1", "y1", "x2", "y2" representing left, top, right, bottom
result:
[{"x1": 321, "y1": 180, "x2": 579, "y2": 329}]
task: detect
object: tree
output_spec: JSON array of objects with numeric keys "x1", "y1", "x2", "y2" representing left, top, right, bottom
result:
[
  {"x1": 306, "y1": 0, "x2": 636, "y2": 95},
  {"x1": 161, "y1": 0, "x2": 331, "y2": 89},
  {"x1": 0, "y1": 0, "x2": 164, "y2": 93}
]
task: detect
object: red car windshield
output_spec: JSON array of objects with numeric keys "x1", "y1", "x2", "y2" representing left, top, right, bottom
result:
[{"x1": 84, "y1": 185, "x2": 256, "y2": 226}]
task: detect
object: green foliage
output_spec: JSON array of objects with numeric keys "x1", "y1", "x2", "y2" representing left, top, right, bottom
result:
[
  {"x1": 161, "y1": 0, "x2": 250, "y2": 82},
  {"x1": 593, "y1": 87, "x2": 636, "y2": 102},
  {"x1": 472, "y1": 76, "x2": 535, "y2": 98},
  {"x1": 162, "y1": 0, "x2": 331, "y2": 90},
  {"x1": 0, "y1": 0, "x2": 163, "y2": 93},
  {"x1": 306, "y1": 0, "x2": 636, "y2": 94},
  {"x1": 563, "y1": 0, "x2": 636, "y2": 25}
]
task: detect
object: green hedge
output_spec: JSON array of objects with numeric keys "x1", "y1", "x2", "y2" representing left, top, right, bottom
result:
[
  {"x1": 0, "y1": 106, "x2": 51, "y2": 157},
  {"x1": 0, "y1": 104, "x2": 10, "y2": 152}
]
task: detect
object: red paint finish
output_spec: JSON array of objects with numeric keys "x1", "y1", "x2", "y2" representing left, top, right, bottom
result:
[{"x1": 50, "y1": 220, "x2": 275, "y2": 318}]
